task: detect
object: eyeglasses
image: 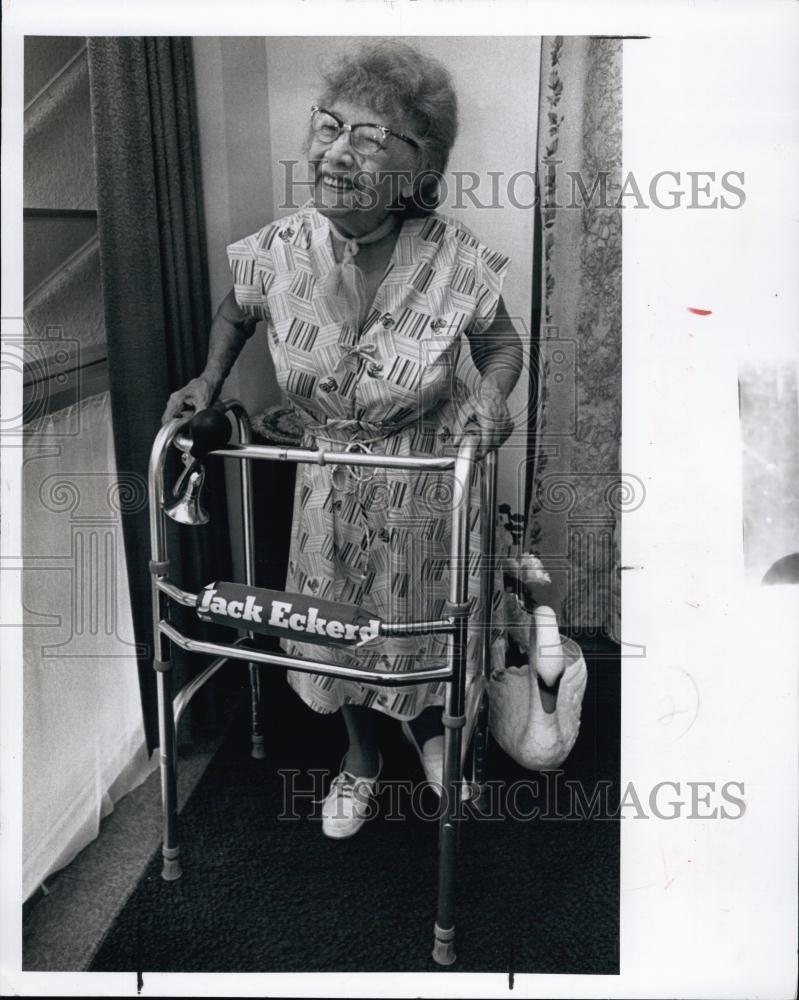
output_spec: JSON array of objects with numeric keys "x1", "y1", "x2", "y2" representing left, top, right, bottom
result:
[{"x1": 310, "y1": 106, "x2": 419, "y2": 158}]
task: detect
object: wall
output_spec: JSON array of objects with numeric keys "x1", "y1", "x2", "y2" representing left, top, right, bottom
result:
[{"x1": 24, "y1": 39, "x2": 105, "y2": 375}]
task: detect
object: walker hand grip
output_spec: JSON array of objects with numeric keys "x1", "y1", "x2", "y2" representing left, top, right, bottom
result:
[{"x1": 186, "y1": 405, "x2": 232, "y2": 459}]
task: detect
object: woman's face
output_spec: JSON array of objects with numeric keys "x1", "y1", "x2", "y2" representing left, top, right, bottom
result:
[{"x1": 308, "y1": 99, "x2": 419, "y2": 237}]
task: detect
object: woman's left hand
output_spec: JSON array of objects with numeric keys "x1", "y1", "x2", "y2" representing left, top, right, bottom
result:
[{"x1": 459, "y1": 381, "x2": 514, "y2": 457}]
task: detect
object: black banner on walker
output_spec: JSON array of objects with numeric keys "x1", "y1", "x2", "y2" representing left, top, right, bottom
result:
[{"x1": 196, "y1": 581, "x2": 382, "y2": 647}]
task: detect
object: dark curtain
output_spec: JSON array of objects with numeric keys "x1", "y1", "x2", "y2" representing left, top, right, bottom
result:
[{"x1": 87, "y1": 37, "x2": 232, "y2": 749}]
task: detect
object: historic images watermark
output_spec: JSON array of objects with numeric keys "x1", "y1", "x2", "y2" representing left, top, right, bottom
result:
[
  {"x1": 277, "y1": 770, "x2": 747, "y2": 823},
  {"x1": 2, "y1": 318, "x2": 83, "y2": 439},
  {"x1": 3, "y1": 316, "x2": 149, "y2": 655},
  {"x1": 278, "y1": 160, "x2": 747, "y2": 213}
]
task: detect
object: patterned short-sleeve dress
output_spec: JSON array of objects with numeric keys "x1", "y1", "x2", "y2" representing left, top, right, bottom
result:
[{"x1": 227, "y1": 203, "x2": 510, "y2": 720}]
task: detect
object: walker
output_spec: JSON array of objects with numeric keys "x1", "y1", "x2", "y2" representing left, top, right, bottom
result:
[{"x1": 148, "y1": 398, "x2": 498, "y2": 967}]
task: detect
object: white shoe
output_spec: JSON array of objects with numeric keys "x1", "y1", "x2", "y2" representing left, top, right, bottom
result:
[
  {"x1": 401, "y1": 723, "x2": 470, "y2": 801},
  {"x1": 321, "y1": 754, "x2": 382, "y2": 839}
]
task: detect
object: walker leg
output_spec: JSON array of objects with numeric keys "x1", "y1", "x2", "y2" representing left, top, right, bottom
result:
[
  {"x1": 431, "y1": 439, "x2": 476, "y2": 965},
  {"x1": 232, "y1": 402, "x2": 261, "y2": 761},
  {"x1": 475, "y1": 451, "x2": 496, "y2": 813},
  {"x1": 432, "y1": 715, "x2": 463, "y2": 966},
  {"x1": 432, "y1": 922, "x2": 456, "y2": 967},
  {"x1": 156, "y1": 667, "x2": 182, "y2": 881},
  {"x1": 249, "y1": 662, "x2": 265, "y2": 759},
  {"x1": 433, "y1": 623, "x2": 468, "y2": 965}
]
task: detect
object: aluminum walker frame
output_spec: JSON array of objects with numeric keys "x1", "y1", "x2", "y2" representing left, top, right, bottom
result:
[{"x1": 148, "y1": 398, "x2": 498, "y2": 967}]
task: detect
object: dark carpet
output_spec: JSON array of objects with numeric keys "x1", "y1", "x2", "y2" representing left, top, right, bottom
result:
[{"x1": 90, "y1": 634, "x2": 620, "y2": 974}]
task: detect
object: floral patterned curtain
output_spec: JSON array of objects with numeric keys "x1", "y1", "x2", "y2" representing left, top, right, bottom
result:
[{"x1": 525, "y1": 36, "x2": 623, "y2": 638}]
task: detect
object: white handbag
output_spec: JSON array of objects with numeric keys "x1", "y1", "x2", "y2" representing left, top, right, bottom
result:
[{"x1": 488, "y1": 597, "x2": 588, "y2": 771}]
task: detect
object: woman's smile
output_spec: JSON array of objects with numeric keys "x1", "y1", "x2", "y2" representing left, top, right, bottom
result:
[
  {"x1": 321, "y1": 173, "x2": 355, "y2": 191},
  {"x1": 317, "y1": 171, "x2": 359, "y2": 203},
  {"x1": 314, "y1": 168, "x2": 370, "y2": 219}
]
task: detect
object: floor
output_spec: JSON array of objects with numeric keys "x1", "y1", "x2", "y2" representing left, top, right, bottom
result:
[{"x1": 22, "y1": 633, "x2": 620, "y2": 974}]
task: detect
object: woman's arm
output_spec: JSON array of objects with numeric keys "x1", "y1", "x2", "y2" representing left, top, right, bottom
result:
[
  {"x1": 462, "y1": 295, "x2": 524, "y2": 452},
  {"x1": 161, "y1": 288, "x2": 259, "y2": 423},
  {"x1": 465, "y1": 294, "x2": 524, "y2": 397}
]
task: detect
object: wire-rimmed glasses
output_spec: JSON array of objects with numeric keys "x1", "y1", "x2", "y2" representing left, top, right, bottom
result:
[{"x1": 310, "y1": 106, "x2": 419, "y2": 158}]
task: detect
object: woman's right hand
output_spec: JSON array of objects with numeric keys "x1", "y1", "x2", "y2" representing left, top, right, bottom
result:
[{"x1": 161, "y1": 374, "x2": 220, "y2": 425}]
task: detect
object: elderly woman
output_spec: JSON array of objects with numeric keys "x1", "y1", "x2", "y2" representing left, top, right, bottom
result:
[{"x1": 162, "y1": 41, "x2": 530, "y2": 838}]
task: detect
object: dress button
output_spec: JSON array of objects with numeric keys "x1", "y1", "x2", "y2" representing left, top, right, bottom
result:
[
  {"x1": 430, "y1": 317, "x2": 447, "y2": 331},
  {"x1": 366, "y1": 362, "x2": 383, "y2": 378},
  {"x1": 381, "y1": 313, "x2": 394, "y2": 328},
  {"x1": 279, "y1": 227, "x2": 295, "y2": 241},
  {"x1": 319, "y1": 376, "x2": 338, "y2": 393}
]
